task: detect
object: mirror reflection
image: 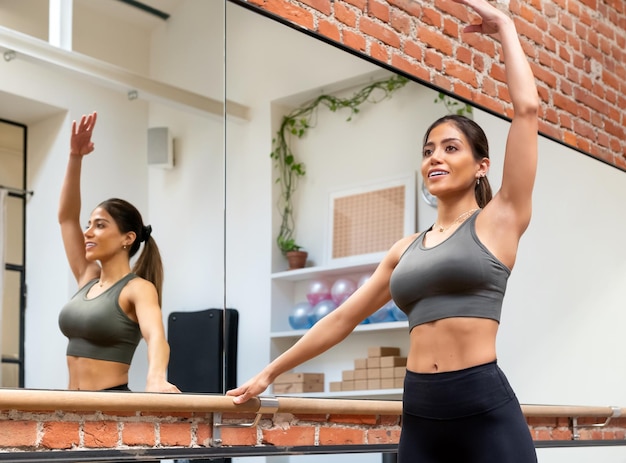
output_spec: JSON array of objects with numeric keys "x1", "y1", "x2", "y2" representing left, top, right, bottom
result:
[
  {"x1": 224, "y1": 0, "x2": 626, "y2": 417},
  {"x1": 0, "y1": 0, "x2": 227, "y2": 392}
]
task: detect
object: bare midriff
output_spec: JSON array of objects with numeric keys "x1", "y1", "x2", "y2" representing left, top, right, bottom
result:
[
  {"x1": 406, "y1": 317, "x2": 499, "y2": 373},
  {"x1": 66, "y1": 356, "x2": 130, "y2": 391}
]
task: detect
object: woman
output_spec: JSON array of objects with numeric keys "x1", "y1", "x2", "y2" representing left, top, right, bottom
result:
[
  {"x1": 58, "y1": 111, "x2": 180, "y2": 393},
  {"x1": 227, "y1": 0, "x2": 538, "y2": 460}
]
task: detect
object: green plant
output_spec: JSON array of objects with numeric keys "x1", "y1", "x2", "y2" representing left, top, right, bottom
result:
[
  {"x1": 271, "y1": 74, "x2": 409, "y2": 255},
  {"x1": 434, "y1": 92, "x2": 473, "y2": 116}
]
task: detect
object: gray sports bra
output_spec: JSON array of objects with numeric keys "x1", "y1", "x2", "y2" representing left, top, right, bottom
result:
[
  {"x1": 389, "y1": 211, "x2": 510, "y2": 331},
  {"x1": 58, "y1": 273, "x2": 141, "y2": 364}
]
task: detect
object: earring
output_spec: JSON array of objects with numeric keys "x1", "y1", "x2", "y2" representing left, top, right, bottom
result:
[
  {"x1": 122, "y1": 244, "x2": 128, "y2": 250},
  {"x1": 476, "y1": 177, "x2": 480, "y2": 186}
]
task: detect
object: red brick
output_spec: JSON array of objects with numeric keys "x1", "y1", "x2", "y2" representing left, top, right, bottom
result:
[
  {"x1": 41, "y1": 422, "x2": 79, "y2": 450},
  {"x1": 84, "y1": 421, "x2": 119, "y2": 448},
  {"x1": 262, "y1": 425, "x2": 316, "y2": 446},
  {"x1": 319, "y1": 426, "x2": 366, "y2": 445},
  {"x1": 160, "y1": 422, "x2": 192, "y2": 447},
  {"x1": 122, "y1": 422, "x2": 156, "y2": 446},
  {"x1": 0, "y1": 421, "x2": 37, "y2": 447}
]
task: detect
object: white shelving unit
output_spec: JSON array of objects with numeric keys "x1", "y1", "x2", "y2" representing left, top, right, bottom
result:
[{"x1": 270, "y1": 256, "x2": 409, "y2": 400}]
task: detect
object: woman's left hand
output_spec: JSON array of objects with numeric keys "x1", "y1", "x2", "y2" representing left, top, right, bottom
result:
[{"x1": 146, "y1": 379, "x2": 181, "y2": 393}]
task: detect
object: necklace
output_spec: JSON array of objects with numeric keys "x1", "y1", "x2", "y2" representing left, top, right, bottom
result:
[{"x1": 434, "y1": 208, "x2": 479, "y2": 233}]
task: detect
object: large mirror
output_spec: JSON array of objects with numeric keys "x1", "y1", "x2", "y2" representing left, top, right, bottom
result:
[{"x1": 224, "y1": 0, "x2": 626, "y2": 445}]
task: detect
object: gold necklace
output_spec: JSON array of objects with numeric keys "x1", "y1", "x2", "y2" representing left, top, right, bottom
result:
[{"x1": 434, "y1": 208, "x2": 478, "y2": 233}]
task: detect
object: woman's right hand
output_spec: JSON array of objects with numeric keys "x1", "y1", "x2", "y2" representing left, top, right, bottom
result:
[
  {"x1": 70, "y1": 111, "x2": 97, "y2": 157},
  {"x1": 226, "y1": 370, "x2": 273, "y2": 404}
]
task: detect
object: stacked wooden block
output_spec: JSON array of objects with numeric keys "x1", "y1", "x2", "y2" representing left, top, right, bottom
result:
[
  {"x1": 330, "y1": 346, "x2": 406, "y2": 392},
  {"x1": 272, "y1": 372, "x2": 325, "y2": 394}
]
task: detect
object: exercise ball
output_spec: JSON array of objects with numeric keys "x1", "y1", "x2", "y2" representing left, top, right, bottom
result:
[
  {"x1": 331, "y1": 278, "x2": 357, "y2": 305},
  {"x1": 309, "y1": 299, "x2": 338, "y2": 325},
  {"x1": 288, "y1": 301, "x2": 314, "y2": 330},
  {"x1": 306, "y1": 279, "x2": 332, "y2": 306},
  {"x1": 367, "y1": 300, "x2": 396, "y2": 324},
  {"x1": 357, "y1": 273, "x2": 372, "y2": 288}
]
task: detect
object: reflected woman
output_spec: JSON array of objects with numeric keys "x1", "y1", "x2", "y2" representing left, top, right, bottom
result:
[
  {"x1": 227, "y1": 0, "x2": 538, "y2": 461},
  {"x1": 58, "y1": 111, "x2": 180, "y2": 393}
]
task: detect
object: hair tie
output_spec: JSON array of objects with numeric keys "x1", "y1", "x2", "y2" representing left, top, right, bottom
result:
[{"x1": 142, "y1": 224, "x2": 152, "y2": 243}]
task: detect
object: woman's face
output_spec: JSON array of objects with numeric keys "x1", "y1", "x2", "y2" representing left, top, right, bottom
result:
[
  {"x1": 83, "y1": 207, "x2": 129, "y2": 262},
  {"x1": 421, "y1": 121, "x2": 480, "y2": 200}
]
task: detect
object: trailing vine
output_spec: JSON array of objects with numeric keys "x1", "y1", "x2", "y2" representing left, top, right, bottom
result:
[
  {"x1": 434, "y1": 92, "x2": 473, "y2": 116},
  {"x1": 271, "y1": 74, "x2": 409, "y2": 255}
]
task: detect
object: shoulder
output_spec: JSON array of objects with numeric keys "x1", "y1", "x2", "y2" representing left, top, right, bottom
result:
[
  {"x1": 123, "y1": 276, "x2": 158, "y2": 300},
  {"x1": 381, "y1": 232, "x2": 422, "y2": 268}
]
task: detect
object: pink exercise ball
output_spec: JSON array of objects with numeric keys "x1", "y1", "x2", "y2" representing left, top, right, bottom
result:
[
  {"x1": 331, "y1": 278, "x2": 357, "y2": 305},
  {"x1": 306, "y1": 279, "x2": 331, "y2": 306}
]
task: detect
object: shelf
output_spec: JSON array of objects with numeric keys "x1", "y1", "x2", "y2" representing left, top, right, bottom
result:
[
  {"x1": 271, "y1": 320, "x2": 408, "y2": 339},
  {"x1": 271, "y1": 254, "x2": 385, "y2": 281},
  {"x1": 273, "y1": 388, "x2": 403, "y2": 400}
]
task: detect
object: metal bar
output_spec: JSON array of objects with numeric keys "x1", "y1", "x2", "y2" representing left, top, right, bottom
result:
[
  {"x1": 116, "y1": 0, "x2": 170, "y2": 21},
  {"x1": 0, "y1": 185, "x2": 33, "y2": 196}
]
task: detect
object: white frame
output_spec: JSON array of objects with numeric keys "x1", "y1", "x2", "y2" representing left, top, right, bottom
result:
[{"x1": 326, "y1": 175, "x2": 416, "y2": 266}]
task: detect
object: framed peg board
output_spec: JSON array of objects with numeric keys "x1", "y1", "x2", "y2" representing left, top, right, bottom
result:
[{"x1": 328, "y1": 176, "x2": 416, "y2": 264}]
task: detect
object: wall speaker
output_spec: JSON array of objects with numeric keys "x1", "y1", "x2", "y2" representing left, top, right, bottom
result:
[{"x1": 147, "y1": 127, "x2": 174, "y2": 169}]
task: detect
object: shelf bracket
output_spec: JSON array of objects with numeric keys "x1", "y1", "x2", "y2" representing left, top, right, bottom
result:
[
  {"x1": 212, "y1": 396, "x2": 280, "y2": 446},
  {"x1": 571, "y1": 406, "x2": 621, "y2": 440}
]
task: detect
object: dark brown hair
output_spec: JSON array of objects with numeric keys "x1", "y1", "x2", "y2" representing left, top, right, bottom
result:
[
  {"x1": 423, "y1": 114, "x2": 493, "y2": 208},
  {"x1": 98, "y1": 198, "x2": 164, "y2": 306}
]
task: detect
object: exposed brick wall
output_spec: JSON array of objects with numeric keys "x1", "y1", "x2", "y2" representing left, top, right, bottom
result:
[
  {"x1": 240, "y1": 0, "x2": 626, "y2": 169},
  {"x1": 1, "y1": 407, "x2": 626, "y2": 458}
]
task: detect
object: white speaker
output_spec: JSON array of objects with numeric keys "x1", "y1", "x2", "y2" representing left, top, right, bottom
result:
[{"x1": 147, "y1": 127, "x2": 174, "y2": 169}]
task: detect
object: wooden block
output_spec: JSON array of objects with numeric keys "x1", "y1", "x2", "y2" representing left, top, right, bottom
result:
[
  {"x1": 380, "y1": 356, "x2": 407, "y2": 368},
  {"x1": 367, "y1": 368, "x2": 381, "y2": 379},
  {"x1": 367, "y1": 346, "x2": 401, "y2": 358},
  {"x1": 367, "y1": 379, "x2": 381, "y2": 390},
  {"x1": 273, "y1": 382, "x2": 324, "y2": 394},
  {"x1": 342, "y1": 370, "x2": 354, "y2": 381},
  {"x1": 353, "y1": 369, "x2": 367, "y2": 380},
  {"x1": 342, "y1": 380, "x2": 355, "y2": 391},
  {"x1": 274, "y1": 372, "x2": 324, "y2": 384},
  {"x1": 354, "y1": 379, "x2": 368, "y2": 390},
  {"x1": 394, "y1": 366, "x2": 407, "y2": 378},
  {"x1": 381, "y1": 367, "x2": 394, "y2": 379},
  {"x1": 366, "y1": 357, "x2": 380, "y2": 368},
  {"x1": 380, "y1": 378, "x2": 395, "y2": 389},
  {"x1": 354, "y1": 358, "x2": 368, "y2": 370},
  {"x1": 394, "y1": 377, "x2": 404, "y2": 388},
  {"x1": 329, "y1": 381, "x2": 343, "y2": 392}
]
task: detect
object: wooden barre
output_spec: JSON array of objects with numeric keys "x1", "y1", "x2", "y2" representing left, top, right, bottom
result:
[{"x1": 0, "y1": 389, "x2": 622, "y2": 418}]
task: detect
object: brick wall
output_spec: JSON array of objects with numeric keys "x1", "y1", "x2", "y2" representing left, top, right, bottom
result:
[
  {"x1": 239, "y1": 0, "x2": 626, "y2": 169},
  {"x1": 1, "y1": 390, "x2": 626, "y2": 459}
]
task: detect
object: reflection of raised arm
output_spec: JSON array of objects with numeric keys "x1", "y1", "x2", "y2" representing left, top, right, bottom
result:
[
  {"x1": 226, "y1": 235, "x2": 414, "y2": 404},
  {"x1": 459, "y1": 0, "x2": 539, "y2": 230},
  {"x1": 58, "y1": 112, "x2": 100, "y2": 287}
]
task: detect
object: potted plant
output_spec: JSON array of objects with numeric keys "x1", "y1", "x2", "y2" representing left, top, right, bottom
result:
[
  {"x1": 279, "y1": 237, "x2": 308, "y2": 270},
  {"x1": 271, "y1": 74, "x2": 408, "y2": 270}
]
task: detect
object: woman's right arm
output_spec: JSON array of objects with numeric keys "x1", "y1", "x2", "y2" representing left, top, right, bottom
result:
[
  {"x1": 58, "y1": 112, "x2": 100, "y2": 285},
  {"x1": 226, "y1": 234, "x2": 415, "y2": 404}
]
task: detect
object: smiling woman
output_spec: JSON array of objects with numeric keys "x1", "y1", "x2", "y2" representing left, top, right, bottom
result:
[{"x1": 56, "y1": 111, "x2": 180, "y2": 394}]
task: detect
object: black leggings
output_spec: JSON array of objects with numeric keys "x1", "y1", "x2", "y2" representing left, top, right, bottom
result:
[
  {"x1": 102, "y1": 383, "x2": 131, "y2": 392},
  {"x1": 398, "y1": 361, "x2": 537, "y2": 463}
]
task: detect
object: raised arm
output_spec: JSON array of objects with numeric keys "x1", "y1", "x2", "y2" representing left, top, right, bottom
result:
[
  {"x1": 460, "y1": 0, "x2": 539, "y2": 231},
  {"x1": 58, "y1": 112, "x2": 100, "y2": 286}
]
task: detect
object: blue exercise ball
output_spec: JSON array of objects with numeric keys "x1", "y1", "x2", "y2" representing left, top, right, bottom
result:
[
  {"x1": 288, "y1": 301, "x2": 314, "y2": 330},
  {"x1": 309, "y1": 299, "x2": 338, "y2": 325}
]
